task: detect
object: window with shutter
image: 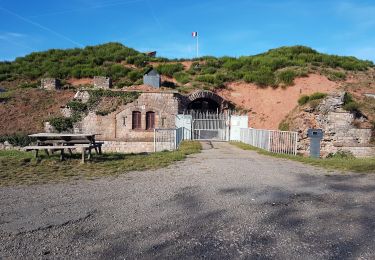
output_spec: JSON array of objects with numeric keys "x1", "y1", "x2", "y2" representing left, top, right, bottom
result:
[
  {"x1": 146, "y1": 111, "x2": 155, "y2": 130},
  {"x1": 132, "y1": 111, "x2": 141, "y2": 129}
]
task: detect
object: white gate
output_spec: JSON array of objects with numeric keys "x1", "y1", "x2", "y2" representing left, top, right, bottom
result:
[
  {"x1": 230, "y1": 115, "x2": 249, "y2": 141},
  {"x1": 191, "y1": 111, "x2": 229, "y2": 141}
]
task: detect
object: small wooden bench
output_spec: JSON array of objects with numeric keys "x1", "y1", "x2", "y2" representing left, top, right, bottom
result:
[{"x1": 24, "y1": 143, "x2": 103, "y2": 163}]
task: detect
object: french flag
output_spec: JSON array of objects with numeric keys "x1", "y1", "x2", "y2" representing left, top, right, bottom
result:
[{"x1": 192, "y1": 32, "x2": 198, "y2": 37}]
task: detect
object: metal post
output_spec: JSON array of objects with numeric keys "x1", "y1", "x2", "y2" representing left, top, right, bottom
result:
[{"x1": 154, "y1": 129, "x2": 156, "y2": 152}]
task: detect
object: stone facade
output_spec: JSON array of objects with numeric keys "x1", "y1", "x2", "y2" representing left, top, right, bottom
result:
[
  {"x1": 77, "y1": 92, "x2": 180, "y2": 142},
  {"x1": 93, "y1": 76, "x2": 112, "y2": 89},
  {"x1": 41, "y1": 78, "x2": 60, "y2": 90}
]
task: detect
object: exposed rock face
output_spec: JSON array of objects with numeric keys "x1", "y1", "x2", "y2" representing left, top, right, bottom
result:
[
  {"x1": 74, "y1": 91, "x2": 90, "y2": 103},
  {"x1": 296, "y1": 92, "x2": 374, "y2": 157}
]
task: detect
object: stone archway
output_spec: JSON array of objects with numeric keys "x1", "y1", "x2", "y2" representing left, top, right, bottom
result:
[{"x1": 185, "y1": 90, "x2": 227, "y2": 112}]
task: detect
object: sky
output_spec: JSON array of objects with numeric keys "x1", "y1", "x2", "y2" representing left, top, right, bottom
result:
[{"x1": 0, "y1": 0, "x2": 375, "y2": 61}]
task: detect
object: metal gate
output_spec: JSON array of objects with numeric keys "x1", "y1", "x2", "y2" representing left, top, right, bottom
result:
[{"x1": 191, "y1": 111, "x2": 229, "y2": 141}]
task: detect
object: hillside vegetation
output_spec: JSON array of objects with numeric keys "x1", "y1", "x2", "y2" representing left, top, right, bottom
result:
[
  {"x1": 0, "y1": 43, "x2": 373, "y2": 91},
  {"x1": 0, "y1": 43, "x2": 374, "y2": 136}
]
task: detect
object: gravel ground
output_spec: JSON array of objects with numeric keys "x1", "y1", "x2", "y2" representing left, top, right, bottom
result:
[{"x1": 1, "y1": 142, "x2": 375, "y2": 259}]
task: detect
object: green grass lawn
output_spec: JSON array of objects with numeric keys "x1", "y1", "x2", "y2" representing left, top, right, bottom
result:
[
  {"x1": 231, "y1": 141, "x2": 375, "y2": 173},
  {"x1": 0, "y1": 141, "x2": 201, "y2": 186}
]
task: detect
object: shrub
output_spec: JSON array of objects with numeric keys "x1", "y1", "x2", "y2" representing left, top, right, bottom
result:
[
  {"x1": 195, "y1": 74, "x2": 216, "y2": 84},
  {"x1": 327, "y1": 71, "x2": 346, "y2": 81},
  {"x1": 343, "y1": 93, "x2": 359, "y2": 112},
  {"x1": 156, "y1": 63, "x2": 184, "y2": 77},
  {"x1": 278, "y1": 121, "x2": 290, "y2": 131},
  {"x1": 298, "y1": 95, "x2": 310, "y2": 105},
  {"x1": 0, "y1": 134, "x2": 35, "y2": 147},
  {"x1": 343, "y1": 101, "x2": 359, "y2": 112},
  {"x1": 67, "y1": 101, "x2": 87, "y2": 113},
  {"x1": 19, "y1": 82, "x2": 39, "y2": 89},
  {"x1": 298, "y1": 92, "x2": 327, "y2": 106},
  {"x1": 48, "y1": 117, "x2": 74, "y2": 132},
  {"x1": 0, "y1": 91, "x2": 12, "y2": 102},
  {"x1": 277, "y1": 69, "x2": 297, "y2": 85},
  {"x1": 326, "y1": 150, "x2": 354, "y2": 159},
  {"x1": 243, "y1": 68, "x2": 276, "y2": 87},
  {"x1": 309, "y1": 92, "x2": 327, "y2": 101},
  {"x1": 173, "y1": 71, "x2": 190, "y2": 84}
]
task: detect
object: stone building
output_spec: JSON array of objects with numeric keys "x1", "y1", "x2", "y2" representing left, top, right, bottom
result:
[
  {"x1": 70, "y1": 89, "x2": 228, "y2": 153},
  {"x1": 41, "y1": 78, "x2": 61, "y2": 90},
  {"x1": 93, "y1": 76, "x2": 112, "y2": 89}
]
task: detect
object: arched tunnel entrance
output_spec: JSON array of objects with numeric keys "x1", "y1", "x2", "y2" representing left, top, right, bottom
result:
[
  {"x1": 187, "y1": 98, "x2": 220, "y2": 112},
  {"x1": 185, "y1": 90, "x2": 227, "y2": 113}
]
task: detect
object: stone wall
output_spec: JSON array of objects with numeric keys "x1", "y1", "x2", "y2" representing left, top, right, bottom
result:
[
  {"x1": 41, "y1": 78, "x2": 60, "y2": 90},
  {"x1": 101, "y1": 141, "x2": 154, "y2": 153},
  {"x1": 297, "y1": 92, "x2": 374, "y2": 157},
  {"x1": 93, "y1": 76, "x2": 112, "y2": 89},
  {"x1": 77, "y1": 92, "x2": 180, "y2": 142}
]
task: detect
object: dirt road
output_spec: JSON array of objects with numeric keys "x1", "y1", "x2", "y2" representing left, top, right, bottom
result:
[{"x1": 1, "y1": 142, "x2": 375, "y2": 259}]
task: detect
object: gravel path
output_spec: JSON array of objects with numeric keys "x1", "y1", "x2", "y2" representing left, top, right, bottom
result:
[{"x1": 1, "y1": 142, "x2": 375, "y2": 259}]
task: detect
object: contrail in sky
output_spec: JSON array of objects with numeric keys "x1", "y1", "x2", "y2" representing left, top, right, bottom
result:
[{"x1": 0, "y1": 6, "x2": 83, "y2": 47}]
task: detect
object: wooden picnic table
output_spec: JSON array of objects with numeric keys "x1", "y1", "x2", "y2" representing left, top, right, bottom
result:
[{"x1": 25, "y1": 133, "x2": 103, "y2": 163}]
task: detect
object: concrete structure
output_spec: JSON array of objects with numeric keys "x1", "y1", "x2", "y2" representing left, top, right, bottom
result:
[
  {"x1": 41, "y1": 78, "x2": 61, "y2": 90},
  {"x1": 93, "y1": 76, "x2": 112, "y2": 89},
  {"x1": 143, "y1": 68, "x2": 161, "y2": 88}
]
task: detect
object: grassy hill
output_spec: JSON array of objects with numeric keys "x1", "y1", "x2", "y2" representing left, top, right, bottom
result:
[
  {"x1": 1, "y1": 43, "x2": 373, "y2": 91},
  {"x1": 0, "y1": 42, "x2": 374, "y2": 137}
]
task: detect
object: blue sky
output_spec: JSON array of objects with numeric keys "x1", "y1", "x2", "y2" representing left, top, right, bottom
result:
[{"x1": 0, "y1": 0, "x2": 375, "y2": 61}]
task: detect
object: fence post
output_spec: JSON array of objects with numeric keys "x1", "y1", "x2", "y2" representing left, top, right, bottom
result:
[
  {"x1": 294, "y1": 132, "x2": 298, "y2": 155},
  {"x1": 154, "y1": 129, "x2": 156, "y2": 152}
]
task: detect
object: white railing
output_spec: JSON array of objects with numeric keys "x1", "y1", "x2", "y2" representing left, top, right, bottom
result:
[
  {"x1": 154, "y1": 127, "x2": 188, "y2": 152},
  {"x1": 240, "y1": 128, "x2": 298, "y2": 155}
]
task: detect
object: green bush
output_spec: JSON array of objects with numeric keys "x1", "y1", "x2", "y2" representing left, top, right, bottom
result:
[
  {"x1": 309, "y1": 92, "x2": 327, "y2": 101},
  {"x1": 0, "y1": 134, "x2": 35, "y2": 147},
  {"x1": 326, "y1": 150, "x2": 354, "y2": 159},
  {"x1": 277, "y1": 69, "x2": 297, "y2": 85},
  {"x1": 156, "y1": 63, "x2": 184, "y2": 77},
  {"x1": 0, "y1": 91, "x2": 12, "y2": 102},
  {"x1": 343, "y1": 101, "x2": 359, "y2": 112},
  {"x1": 244, "y1": 68, "x2": 276, "y2": 87},
  {"x1": 278, "y1": 121, "x2": 290, "y2": 131},
  {"x1": 48, "y1": 117, "x2": 74, "y2": 132},
  {"x1": 343, "y1": 93, "x2": 360, "y2": 112},
  {"x1": 298, "y1": 92, "x2": 327, "y2": 106},
  {"x1": 67, "y1": 101, "x2": 87, "y2": 113},
  {"x1": 173, "y1": 71, "x2": 190, "y2": 84},
  {"x1": 195, "y1": 74, "x2": 216, "y2": 84},
  {"x1": 298, "y1": 95, "x2": 310, "y2": 105}
]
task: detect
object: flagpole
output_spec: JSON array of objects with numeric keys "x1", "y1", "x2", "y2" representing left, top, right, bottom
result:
[{"x1": 196, "y1": 34, "x2": 199, "y2": 58}]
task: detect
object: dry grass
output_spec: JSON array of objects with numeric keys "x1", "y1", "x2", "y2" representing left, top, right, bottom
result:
[
  {"x1": 231, "y1": 142, "x2": 375, "y2": 173},
  {"x1": 0, "y1": 141, "x2": 201, "y2": 186}
]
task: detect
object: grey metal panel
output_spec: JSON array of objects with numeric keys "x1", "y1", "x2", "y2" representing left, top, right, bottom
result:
[
  {"x1": 308, "y1": 129, "x2": 323, "y2": 158},
  {"x1": 143, "y1": 75, "x2": 160, "y2": 88}
]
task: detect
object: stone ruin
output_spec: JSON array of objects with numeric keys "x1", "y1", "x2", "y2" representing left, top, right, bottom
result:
[
  {"x1": 298, "y1": 92, "x2": 374, "y2": 157},
  {"x1": 41, "y1": 78, "x2": 61, "y2": 90},
  {"x1": 93, "y1": 76, "x2": 112, "y2": 89}
]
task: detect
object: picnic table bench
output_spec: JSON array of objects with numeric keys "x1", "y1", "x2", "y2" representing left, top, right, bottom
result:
[{"x1": 24, "y1": 133, "x2": 103, "y2": 163}]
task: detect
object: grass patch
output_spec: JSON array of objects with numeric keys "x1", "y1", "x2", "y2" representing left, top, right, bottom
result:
[
  {"x1": 0, "y1": 141, "x2": 201, "y2": 186},
  {"x1": 230, "y1": 141, "x2": 375, "y2": 173}
]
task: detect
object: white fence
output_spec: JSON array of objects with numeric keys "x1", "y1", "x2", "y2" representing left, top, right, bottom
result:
[
  {"x1": 240, "y1": 128, "x2": 298, "y2": 155},
  {"x1": 154, "y1": 127, "x2": 188, "y2": 152}
]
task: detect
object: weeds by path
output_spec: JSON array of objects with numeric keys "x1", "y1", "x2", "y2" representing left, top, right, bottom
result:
[{"x1": 230, "y1": 141, "x2": 375, "y2": 173}]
